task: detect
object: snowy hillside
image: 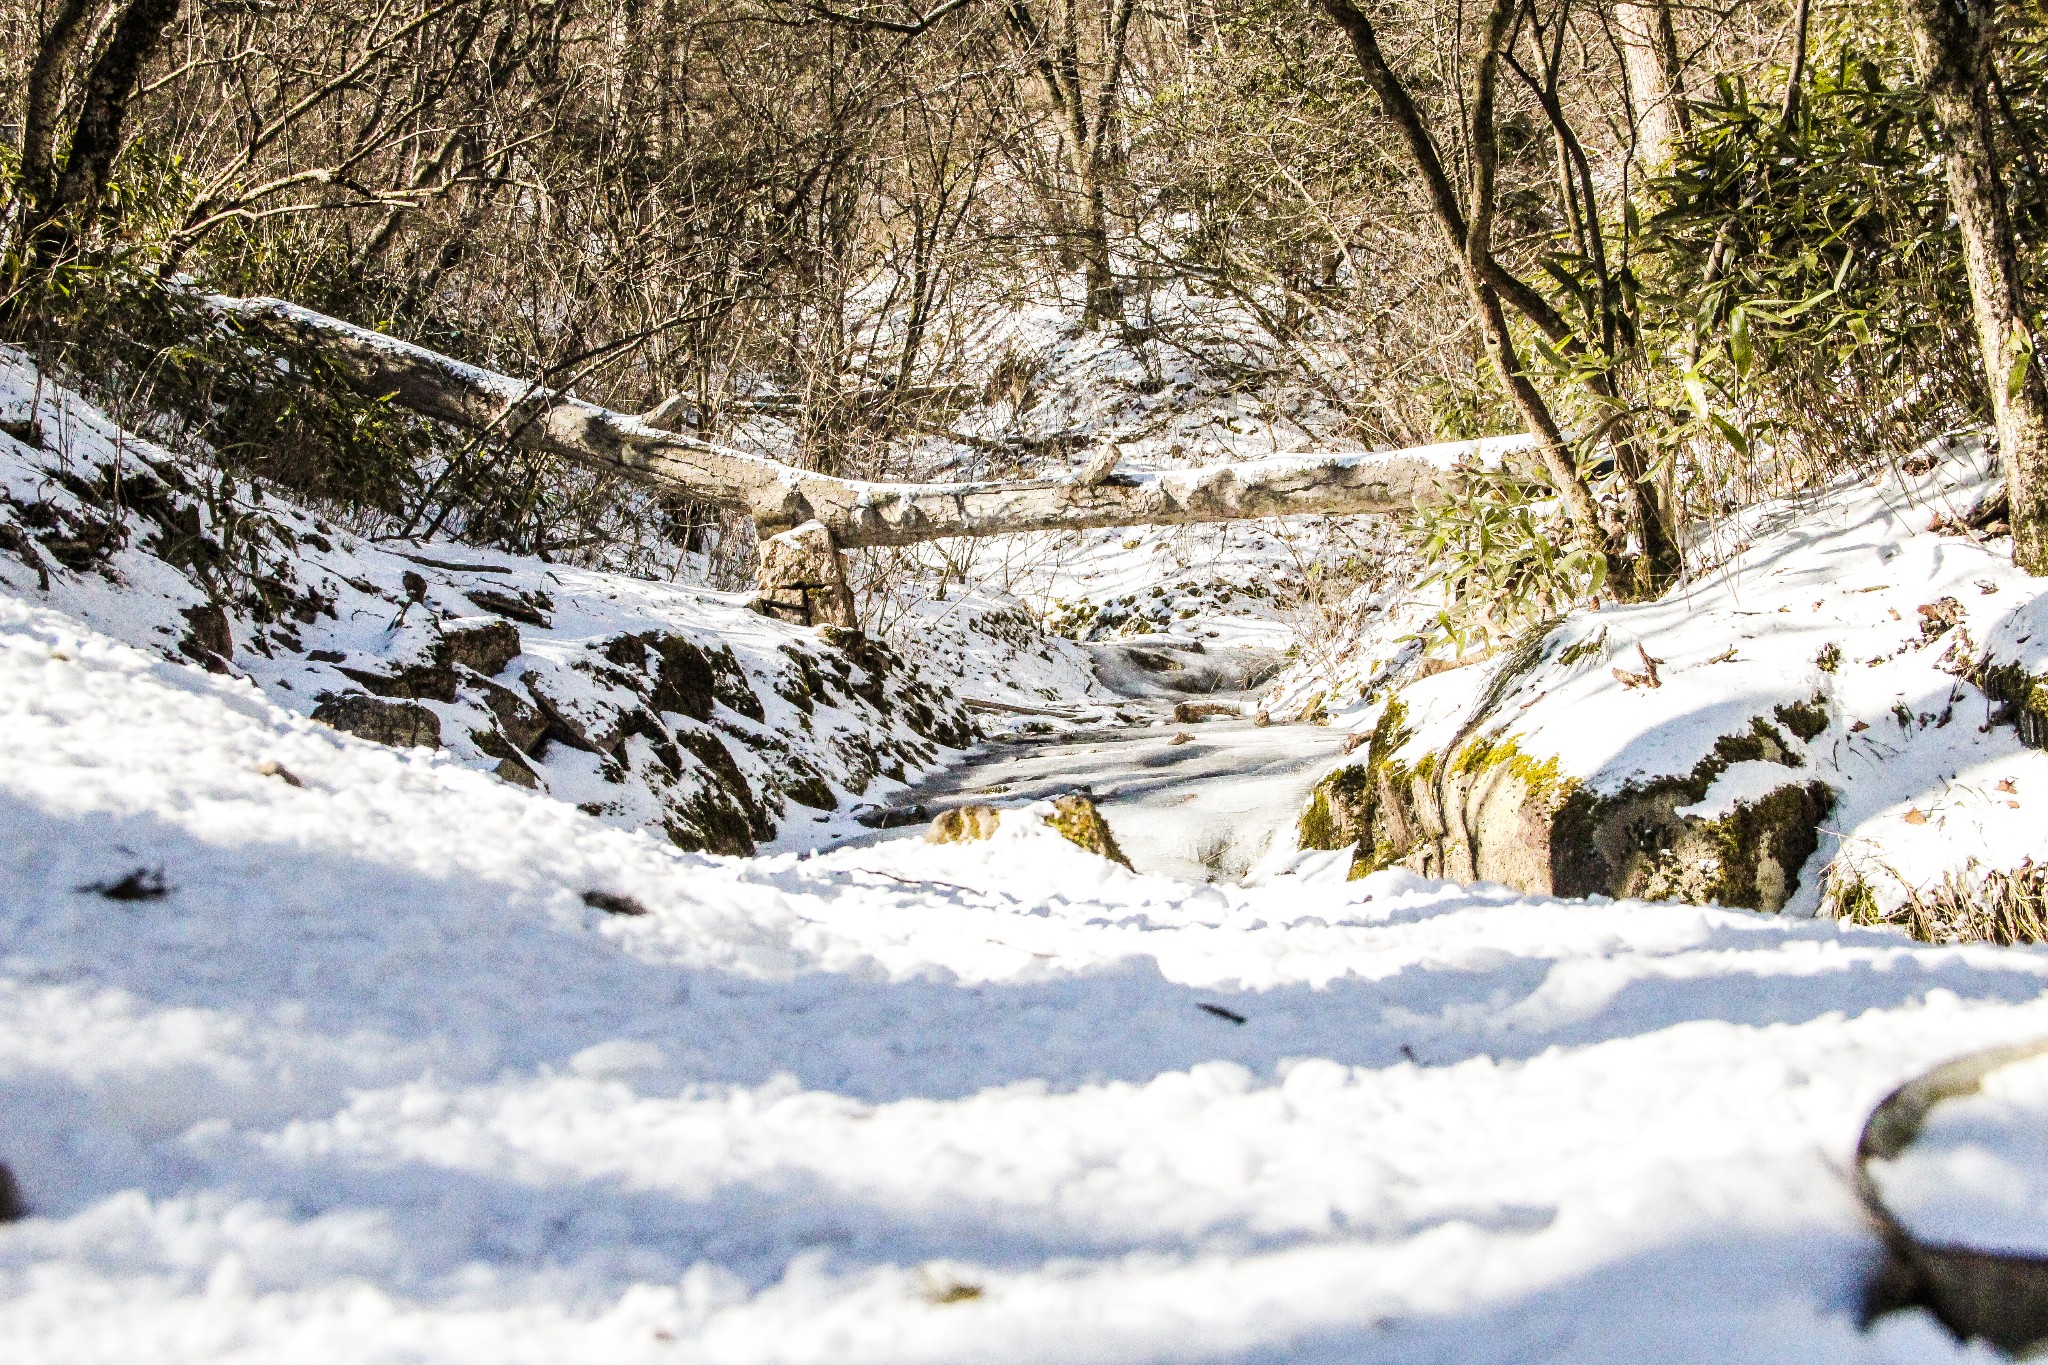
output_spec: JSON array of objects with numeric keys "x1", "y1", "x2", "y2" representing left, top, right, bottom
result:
[
  {"x1": 1285, "y1": 436, "x2": 2048, "y2": 925},
  {"x1": 6, "y1": 579, "x2": 2048, "y2": 1361},
  {"x1": 0, "y1": 351, "x2": 971, "y2": 854}
]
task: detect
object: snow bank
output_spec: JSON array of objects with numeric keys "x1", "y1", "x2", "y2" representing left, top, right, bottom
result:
[
  {"x1": 1, "y1": 575, "x2": 2045, "y2": 1360},
  {"x1": 0, "y1": 350, "x2": 971, "y2": 855},
  {"x1": 871, "y1": 580, "x2": 1122, "y2": 732}
]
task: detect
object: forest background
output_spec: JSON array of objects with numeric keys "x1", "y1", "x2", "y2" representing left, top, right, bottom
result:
[{"x1": 0, "y1": 0, "x2": 2040, "y2": 647}]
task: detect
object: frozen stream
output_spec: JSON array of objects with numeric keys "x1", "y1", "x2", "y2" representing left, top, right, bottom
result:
[{"x1": 880, "y1": 716, "x2": 1353, "y2": 883}]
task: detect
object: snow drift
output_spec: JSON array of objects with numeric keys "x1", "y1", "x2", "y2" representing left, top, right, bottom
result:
[{"x1": 1298, "y1": 436, "x2": 2048, "y2": 921}]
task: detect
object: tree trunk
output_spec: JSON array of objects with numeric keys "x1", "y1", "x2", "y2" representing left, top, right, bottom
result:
[
  {"x1": 211, "y1": 291, "x2": 1469, "y2": 549},
  {"x1": 1616, "y1": 0, "x2": 1688, "y2": 169},
  {"x1": 22, "y1": 0, "x2": 185, "y2": 271},
  {"x1": 1316, "y1": 0, "x2": 1623, "y2": 567},
  {"x1": 1078, "y1": 169, "x2": 1120, "y2": 327},
  {"x1": 18, "y1": 0, "x2": 96, "y2": 217},
  {"x1": 1463, "y1": 0, "x2": 1612, "y2": 554},
  {"x1": 1904, "y1": 0, "x2": 2048, "y2": 573},
  {"x1": 1005, "y1": 0, "x2": 1129, "y2": 329}
]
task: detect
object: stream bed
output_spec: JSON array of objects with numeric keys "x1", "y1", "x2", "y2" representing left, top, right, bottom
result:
[{"x1": 873, "y1": 715, "x2": 1352, "y2": 883}]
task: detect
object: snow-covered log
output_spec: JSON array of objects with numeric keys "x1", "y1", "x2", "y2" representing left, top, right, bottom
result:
[{"x1": 211, "y1": 294, "x2": 1499, "y2": 549}]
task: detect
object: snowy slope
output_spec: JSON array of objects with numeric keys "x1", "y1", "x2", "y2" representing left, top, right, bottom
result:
[
  {"x1": 0, "y1": 350, "x2": 971, "y2": 855},
  {"x1": 3, "y1": 563, "x2": 2047, "y2": 1361},
  {"x1": 1293, "y1": 435, "x2": 2048, "y2": 917},
  {"x1": 868, "y1": 580, "x2": 1124, "y2": 730}
]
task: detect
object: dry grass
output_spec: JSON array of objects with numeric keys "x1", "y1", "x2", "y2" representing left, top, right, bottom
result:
[{"x1": 1839, "y1": 860, "x2": 2048, "y2": 946}]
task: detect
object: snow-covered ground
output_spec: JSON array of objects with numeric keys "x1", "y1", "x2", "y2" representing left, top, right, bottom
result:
[
  {"x1": 14, "y1": 301, "x2": 2048, "y2": 1361},
  {"x1": 3, "y1": 562, "x2": 2046, "y2": 1361}
]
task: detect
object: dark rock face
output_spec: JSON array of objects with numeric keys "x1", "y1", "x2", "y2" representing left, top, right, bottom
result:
[
  {"x1": 179, "y1": 603, "x2": 233, "y2": 673},
  {"x1": 607, "y1": 632, "x2": 718, "y2": 721},
  {"x1": 0, "y1": 1160, "x2": 24, "y2": 1221},
  {"x1": 487, "y1": 752, "x2": 540, "y2": 788},
  {"x1": 472, "y1": 678, "x2": 550, "y2": 755},
  {"x1": 442, "y1": 618, "x2": 521, "y2": 676},
  {"x1": 335, "y1": 619, "x2": 523, "y2": 702},
  {"x1": 311, "y1": 694, "x2": 442, "y2": 750},
  {"x1": 464, "y1": 586, "x2": 553, "y2": 627},
  {"x1": 337, "y1": 660, "x2": 457, "y2": 702}
]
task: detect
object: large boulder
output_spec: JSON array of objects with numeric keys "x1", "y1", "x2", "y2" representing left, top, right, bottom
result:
[{"x1": 1299, "y1": 626, "x2": 1839, "y2": 914}]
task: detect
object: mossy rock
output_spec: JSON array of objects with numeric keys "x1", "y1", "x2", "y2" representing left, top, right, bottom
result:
[
  {"x1": 1044, "y1": 794, "x2": 1134, "y2": 869},
  {"x1": 1974, "y1": 660, "x2": 2048, "y2": 748},
  {"x1": 926, "y1": 795, "x2": 1133, "y2": 869},
  {"x1": 1299, "y1": 764, "x2": 1374, "y2": 853},
  {"x1": 928, "y1": 805, "x2": 1003, "y2": 844},
  {"x1": 1306, "y1": 680, "x2": 1835, "y2": 909},
  {"x1": 1552, "y1": 776, "x2": 1833, "y2": 912}
]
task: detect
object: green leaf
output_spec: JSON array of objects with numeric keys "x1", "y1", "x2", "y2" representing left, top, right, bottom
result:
[
  {"x1": 1709, "y1": 413, "x2": 1750, "y2": 458},
  {"x1": 2009, "y1": 335, "x2": 2038, "y2": 402},
  {"x1": 1683, "y1": 369, "x2": 1714, "y2": 418}
]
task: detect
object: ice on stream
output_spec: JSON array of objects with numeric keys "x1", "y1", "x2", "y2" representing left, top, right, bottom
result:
[{"x1": 891, "y1": 717, "x2": 1349, "y2": 882}]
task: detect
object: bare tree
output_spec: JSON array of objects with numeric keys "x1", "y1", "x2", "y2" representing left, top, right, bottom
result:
[
  {"x1": 1312, "y1": 0, "x2": 1682, "y2": 595},
  {"x1": 1000, "y1": 0, "x2": 1137, "y2": 327}
]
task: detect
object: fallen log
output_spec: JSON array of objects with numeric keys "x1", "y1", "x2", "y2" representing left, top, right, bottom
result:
[{"x1": 209, "y1": 293, "x2": 1516, "y2": 550}]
